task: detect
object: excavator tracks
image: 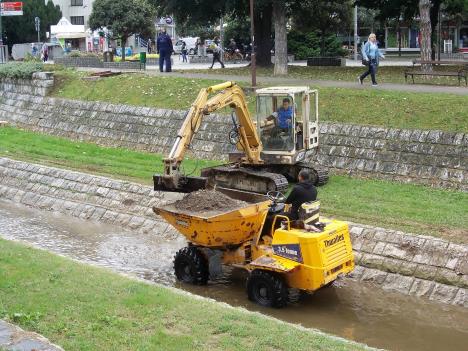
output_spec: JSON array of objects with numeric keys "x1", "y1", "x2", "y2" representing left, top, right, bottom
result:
[{"x1": 201, "y1": 165, "x2": 289, "y2": 194}]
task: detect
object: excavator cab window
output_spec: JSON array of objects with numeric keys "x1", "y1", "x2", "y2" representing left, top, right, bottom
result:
[{"x1": 257, "y1": 94, "x2": 295, "y2": 152}]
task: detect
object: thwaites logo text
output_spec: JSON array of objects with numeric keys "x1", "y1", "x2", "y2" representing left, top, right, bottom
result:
[
  {"x1": 273, "y1": 244, "x2": 303, "y2": 263},
  {"x1": 324, "y1": 234, "x2": 344, "y2": 247}
]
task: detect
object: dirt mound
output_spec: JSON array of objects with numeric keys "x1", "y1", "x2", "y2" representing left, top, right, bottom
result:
[{"x1": 173, "y1": 189, "x2": 248, "y2": 215}]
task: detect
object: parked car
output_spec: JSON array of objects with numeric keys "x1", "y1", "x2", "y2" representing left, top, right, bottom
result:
[{"x1": 173, "y1": 37, "x2": 198, "y2": 55}]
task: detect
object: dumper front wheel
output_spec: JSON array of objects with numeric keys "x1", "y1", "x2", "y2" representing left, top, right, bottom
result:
[
  {"x1": 247, "y1": 270, "x2": 288, "y2": 308},
  {"x1": 174, "y1": 247, "x2": 209, "y2": 285}
]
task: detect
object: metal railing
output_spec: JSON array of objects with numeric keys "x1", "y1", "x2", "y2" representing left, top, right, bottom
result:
[{"x1": 0, "y1": 45, "x2": 8, "y2": 64}]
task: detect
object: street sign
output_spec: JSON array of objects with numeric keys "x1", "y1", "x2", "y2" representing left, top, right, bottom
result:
[
  {"x1": 35, "y1": 16, "x2": 40, "y2": 31},
  {"x1": 0, "y1": 2, "x2": 23, "y2": 16}
]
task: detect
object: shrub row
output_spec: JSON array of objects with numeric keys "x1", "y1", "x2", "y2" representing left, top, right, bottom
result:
[{"x1": 0, "y1": 62, "x2": 44, "y2": 79}]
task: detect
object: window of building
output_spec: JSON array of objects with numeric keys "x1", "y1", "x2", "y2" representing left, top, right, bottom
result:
[
  {"x1": 71, "y1": 0, "x2": 83, "y2": 6},
  {"x1": 70, "y1": 16, "x2": 84, "y2": 25}
]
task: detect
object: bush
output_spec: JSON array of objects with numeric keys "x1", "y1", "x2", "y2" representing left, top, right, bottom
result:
[
  {"x1": 0, "y1": 62, "x2": 44, "y2": 79},
  {"x1": 69, "y1": 51, "x2": 101, "y2": 58},
  {"x1": 288, "y1": 30, "x2": 346, "y2": 59}
]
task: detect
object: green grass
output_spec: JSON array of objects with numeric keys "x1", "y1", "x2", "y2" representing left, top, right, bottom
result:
[
  {"x1": 1, "y1": 126, "x2": 466, "y2": 243},
  {"x1": 50, "y1": 70, "x2": 468, "y2": 132},
  {"x1": 319, "y1": 176, "x2": 468, "y2": 243},
  {"x1": 0, "y1": 239, "x2": 369, "y2": 351},
  {"x1": 185, "y1": 65, "x2": 466, "y2": 86},
  {"x1": 52, "y1": 70, "x2": 256, "y2": 112},
  {"x1": 0, "y1": 126, "x2": 219, "y2": 184}
]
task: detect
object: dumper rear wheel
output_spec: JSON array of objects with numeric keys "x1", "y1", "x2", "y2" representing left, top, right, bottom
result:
[
  {"x1": 174, "y1": 247, "x2": 209, "y2": 285},
  {"x1": 247, "y1": 270, "x2": 288, "y2": 308}
]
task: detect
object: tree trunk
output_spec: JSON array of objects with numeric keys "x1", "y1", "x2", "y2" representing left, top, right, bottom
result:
[
  {"x1": 121, "y1": 36, "x2": 126, "y2": 62},
  {"x1": 254, "y1": 3, "x2": 273, "y2": 67},
  {"x1": 429, "y1": 0, "x2": 441, "y2": 60},
  {"x1": 273, "y1": 1, "x2": 288, "y2": 76},
  {"x1": 397, "y1": 21, "x2": 402, "y2": 57},
  {"x1": 419, "y1": 0, "x2": 432, "y2": 71}
]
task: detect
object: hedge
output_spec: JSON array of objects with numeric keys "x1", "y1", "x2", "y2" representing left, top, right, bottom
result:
[{"x1": 0, "y1": 62, "x2": 44, "y2": 79}]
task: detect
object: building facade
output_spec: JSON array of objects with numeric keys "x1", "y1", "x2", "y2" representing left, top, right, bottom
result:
[{"x1": 49, "y1": 0, "x2": 93, "y2": 28}]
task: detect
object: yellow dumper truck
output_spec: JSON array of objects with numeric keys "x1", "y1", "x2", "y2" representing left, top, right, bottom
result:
[{"x1": 154, "y1": 188, "x2": 354, "y2": 308}]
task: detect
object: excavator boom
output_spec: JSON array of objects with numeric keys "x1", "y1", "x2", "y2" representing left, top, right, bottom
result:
[{"x1": 154, "y1": 81, "x2": 268, "y2": 193}]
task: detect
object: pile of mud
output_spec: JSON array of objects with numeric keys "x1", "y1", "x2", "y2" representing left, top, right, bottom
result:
[{"x1": 173, "y1": 189, "x2": 248, "y2": 215}]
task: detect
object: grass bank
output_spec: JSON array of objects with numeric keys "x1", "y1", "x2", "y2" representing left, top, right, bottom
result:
[
  {"x1": 1, "y1": 126, "x2": 466, "y2": 243},
  {"x1": 0, "y1": 239, "x2": 369, "y2": 351},
  {"x1": 51, "y1": 70, "x2": 468, "y2": 132},
  {"x1": 186, "y1": 65, "x2": 466, "y2": 86}
]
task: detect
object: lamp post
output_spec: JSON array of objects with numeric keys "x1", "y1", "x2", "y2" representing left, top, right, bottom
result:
[
  {"x1": 249, "y1": 0, "x2": 256, "y2": 87},
  {"x1": 353, "y1": 5, "x2": 358, "y2": 61},
  {"x1": 0, "y1": 0, "x2": 3, "y2": 46},
  {"x1": 35, "y1": 16, "x2": 40, "y2": 43}
]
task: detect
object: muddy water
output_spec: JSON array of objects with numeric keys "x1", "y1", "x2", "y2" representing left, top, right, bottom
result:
[{"x1": 1, "y1": 200, "x2": 467, "y2": 351}]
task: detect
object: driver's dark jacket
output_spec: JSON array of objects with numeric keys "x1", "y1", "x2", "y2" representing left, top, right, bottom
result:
[{"x1": 285, "y1": 181, "x2": 317, "y2": 220}]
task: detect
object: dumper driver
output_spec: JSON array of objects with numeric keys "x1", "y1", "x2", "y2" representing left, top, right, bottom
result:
[{"x1": 284, "y1": 169, "x2": 317, "y2": 220}]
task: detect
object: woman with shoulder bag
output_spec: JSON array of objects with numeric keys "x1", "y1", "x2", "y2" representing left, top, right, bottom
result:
[{"x1": 359, "y1": 33, "x2": 385, "y2": 86}]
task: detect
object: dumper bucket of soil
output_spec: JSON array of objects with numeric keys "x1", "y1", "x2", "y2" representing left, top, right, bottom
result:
[{"x1": 153, "y1": 188, "x2": 271, "y2": 247}]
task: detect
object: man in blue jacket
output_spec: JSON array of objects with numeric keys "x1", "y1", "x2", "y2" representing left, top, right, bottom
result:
[
  {"x1": 277, "y1": 98, "x2": 293, "y2": 132},
  {"x1": 157, "y1": 30, "x2": 173, "y2": 72}
]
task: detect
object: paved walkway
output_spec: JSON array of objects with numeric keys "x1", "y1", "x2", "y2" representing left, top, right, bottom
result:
[
  {"x1": 147, "y1": 70, "x2": 468, "y2": 95},
  {"x1": 0, "y1": 320, "x2": 63, "y2": 351}
]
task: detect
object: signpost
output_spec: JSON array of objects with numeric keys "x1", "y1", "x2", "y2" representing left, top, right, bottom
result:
[{"x1": 0, "y1": 2, "x2": 23, "y2": 46}]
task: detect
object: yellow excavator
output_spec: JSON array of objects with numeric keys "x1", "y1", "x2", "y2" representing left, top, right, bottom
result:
[{"x1": 153, "y1": 81, "x2": 328, "y2": 194}]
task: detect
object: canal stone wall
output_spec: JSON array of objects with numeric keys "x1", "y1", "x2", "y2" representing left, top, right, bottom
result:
[
  {"x1": 0, "y1": 90, "x2": 466, "y2": 190},
  {"x1": 0, "y1": 73, "x2": 54, "y2": 97},
  {"x1": 0, "y1": 157, "x2": 466, "y2": 308}
]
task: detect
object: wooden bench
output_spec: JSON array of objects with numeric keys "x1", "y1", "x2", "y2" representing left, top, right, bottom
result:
[{"x1": 404, "y1": 60, "x2": 468, "y2": 86}]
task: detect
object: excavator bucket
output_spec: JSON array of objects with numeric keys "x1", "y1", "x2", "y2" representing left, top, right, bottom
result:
[{"x1": 153, "y1": 174, "x2": 209, "y2": 193}]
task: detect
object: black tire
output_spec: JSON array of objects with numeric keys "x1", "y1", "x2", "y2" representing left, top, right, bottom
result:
[
  {"x1": 247, "y1": 270, "x2": 288, "y2": 308},
  {"x1": 174, "y1": 247, "x2": 209, "y2": 285}
]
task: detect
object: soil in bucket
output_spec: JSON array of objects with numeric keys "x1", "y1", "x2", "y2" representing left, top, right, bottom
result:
[{"x1": 173, "y1": 189, "x2": 248, "y2": 216}]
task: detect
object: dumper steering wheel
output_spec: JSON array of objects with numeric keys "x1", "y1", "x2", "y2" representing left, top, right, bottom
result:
[{"x1": 267, "y1": 190, "x2": 286, "y2": 203}]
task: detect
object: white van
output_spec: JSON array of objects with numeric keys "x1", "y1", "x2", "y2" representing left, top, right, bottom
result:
[{"x1": 173, "y1": 37, "x2": 198, "y2": 54}]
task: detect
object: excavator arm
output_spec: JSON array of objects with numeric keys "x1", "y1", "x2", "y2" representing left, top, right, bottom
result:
[{"x1": 154, "y1": 81, "x2": 263, "y2": 192}]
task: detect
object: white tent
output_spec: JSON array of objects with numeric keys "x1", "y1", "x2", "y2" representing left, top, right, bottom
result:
[{"x1": 50, "y1": 17, "x2": 86, "y2": 39}]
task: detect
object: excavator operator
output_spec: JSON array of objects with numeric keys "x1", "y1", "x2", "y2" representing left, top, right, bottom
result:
[
  {"x1": 284, "y1": 169, "x2": 317, "y2": 220},
  {"x1": 277, "y1": 98, "x2": 293, "y2": 132}
]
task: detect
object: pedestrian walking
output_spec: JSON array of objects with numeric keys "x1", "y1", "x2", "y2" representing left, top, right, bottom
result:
[
  {"x1": 147, "y1": 38, "x2": 152, "y2": 54},
  {"x1": 157, "y1": 30, "x2": 173, "y2": 72},
  {"x1": 181, "y1": 41, "x2": 188, "y2": 63},
  {"x1": 41, "y1": 43, "x2": 49, "y2": 62},
  {"x1": 209, "y1": 37, "x2": 225, "y2": 69},
  {"x1": 358, "y1": 33, "x2": 385, "y2": 86}
]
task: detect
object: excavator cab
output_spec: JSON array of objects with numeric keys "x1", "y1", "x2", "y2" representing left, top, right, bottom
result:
[{"x1": 256, "y1": 87, "x2": 319, "y2": 165}]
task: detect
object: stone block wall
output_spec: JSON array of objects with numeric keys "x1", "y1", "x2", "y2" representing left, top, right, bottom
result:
[
  {"x1": 348, "y1": 223, "x2": 467, "y2": 306},
  {"x1": 0, "y1": 87, "x2": 466, "y2": 190},
  {"x1": 0, "y1": 157, "x2": 466, "y2": 307},
  {"x1": 0, "y1": 72, "x2": 54, "y2": 97},
  {"x1": 315, "y1": 124, "x2": 467, "y2": 190},
  {"x1": 0, "y1": 157, "x2": 181, "y2": 238},
  {"x1": 54, "y1": 56, "x2": 103, "y2": 68},
  {"x1": 0, "y1": 92, "x2": 236, "y2": 160}
]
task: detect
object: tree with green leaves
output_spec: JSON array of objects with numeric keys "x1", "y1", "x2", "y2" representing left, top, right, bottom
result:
[
  {"x1": 290, "y1": 0, "x2": 353, "y2": 55},
  {"x1": 356, "y1": 0, "x2": 468, "y2": 59},
  {"x1": 2, "y1": 0, "x2": 61, "y2": 48},
  {"x1": 155, "y1": 0, "x2": 274, "y2": 67},
  {"x1": 89, "y1": 0, "x2": 156, "y2": 61}
]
